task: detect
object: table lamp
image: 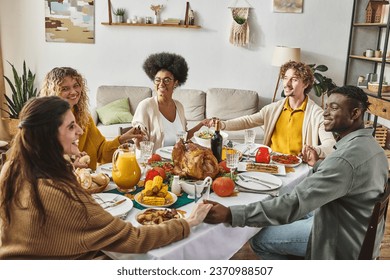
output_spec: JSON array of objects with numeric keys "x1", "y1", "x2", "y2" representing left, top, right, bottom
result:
[{"x1": 271, "y1": 46, "x2": 301, "y2": 102}]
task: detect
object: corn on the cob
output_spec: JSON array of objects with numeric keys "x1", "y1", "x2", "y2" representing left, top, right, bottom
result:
[
  {"x1": 165, "y1": 192, "x2": 173, "y2": 204},
  {"x1": 152, "y1": 175, "x2": 163, "y2": 193},
  {"x1": 142, "y1": 196, "x2": 166, "y2": 206},
  {"x1": 156, "y1": 184, "x2": 168, "y2": 197},
  {"x1": 144, "y1": 180, "x2": 154, "y2": 196}
]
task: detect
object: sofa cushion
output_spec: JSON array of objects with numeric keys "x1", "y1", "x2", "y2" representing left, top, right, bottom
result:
[
  {"x1": 173, "y1": 89, "x2": 206, "y2": 121},
  {"x1": 205, "y1": 88, "x2": 259, "y2": 120},
  {"x1": 96, "y1": 86, "x2": 152, "y2": 115},
  {"x1": 96, "y1": 98, "x2": 133, "y2": 125}
]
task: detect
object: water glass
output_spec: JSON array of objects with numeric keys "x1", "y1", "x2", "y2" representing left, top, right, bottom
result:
[
  {"x1": 140, "y1": 141, "x2": 154, "y2": 164},
  {"x1": 176, "y1": 130, "x2": 187, "y2": 143},
  {"x1": 226, "y1": 150, "x2": 240, "y2": 180},
  {"x1": 244, "y1": 129, "x2": 256, "y2": 160}
]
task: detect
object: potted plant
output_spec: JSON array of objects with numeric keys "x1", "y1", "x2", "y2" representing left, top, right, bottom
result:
[
  {"x1": 113, "y1": 8, "x2": 126, "y2": 23},
  {"x1": 1, "y1": 61, "x2": 37, "y2": 136}
]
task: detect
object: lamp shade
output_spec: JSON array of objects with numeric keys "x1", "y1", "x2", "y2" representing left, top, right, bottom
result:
[{"x1": 272, "y1": 46, "x2": 301, "y2": 67}]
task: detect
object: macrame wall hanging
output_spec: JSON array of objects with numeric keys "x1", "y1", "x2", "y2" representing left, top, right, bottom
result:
[{"x1": 228, "y1": 0, "x2": 252, "y2": 47}]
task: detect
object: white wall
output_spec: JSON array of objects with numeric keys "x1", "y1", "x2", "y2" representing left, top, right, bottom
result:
[{"x1": 0, "y1": 0, "x2": 353, "y2": 109}]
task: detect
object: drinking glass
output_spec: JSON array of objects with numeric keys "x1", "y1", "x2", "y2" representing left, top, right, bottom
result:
[
  {"x1": 226, "y1": 150, "x2": 240, "y2": 180},
  {"x1": 176, "y1": 130, "x2": 187, "y2": 143},
  {"x1": 244, "y1": 129, "x2": 256, "y2": 161},
  {"x1": 140, "y1": 141, "x2": 154, "y2": 165}
]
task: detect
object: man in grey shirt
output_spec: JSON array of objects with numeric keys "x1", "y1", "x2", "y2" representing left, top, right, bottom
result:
[{"x1": 204, "y1": 85, "x2": 388, "y2": 259}]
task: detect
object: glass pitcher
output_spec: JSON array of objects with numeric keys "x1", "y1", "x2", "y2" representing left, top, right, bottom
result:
[{"x1": 112, "y1": 143, "x2": 141, "y2": 193}]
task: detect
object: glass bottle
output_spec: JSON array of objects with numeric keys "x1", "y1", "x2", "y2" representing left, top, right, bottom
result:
[{"x1": 211, "y1": 120, "x2": 223, "y2": 162}]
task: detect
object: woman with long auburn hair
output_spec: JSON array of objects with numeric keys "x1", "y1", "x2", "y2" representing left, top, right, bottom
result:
[{"x1": 0, "y1": 96, "x2": 211, "y2": 259}]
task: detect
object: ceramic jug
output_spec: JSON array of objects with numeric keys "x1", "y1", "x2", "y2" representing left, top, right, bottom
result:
[{"x1": 112, "y1": 143, "x2": 141, "y2": 193}]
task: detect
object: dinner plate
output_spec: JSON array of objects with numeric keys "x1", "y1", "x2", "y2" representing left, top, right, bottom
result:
[
  {"x1": 234, "y1": 143, "x2": 272, "y2": 156},
  {"x1": 92, "y1": 193, "x2": 133, "y2": 217},
  {"x1": 97, "y1": 163, "x2": 113, "y2": 177},
  {"x1": 237, "y1": 162, "x2": 286, "y2": 175},
  {"x1": 135, "y1": 208, "x2": 183, "y2": 225},
  {"x1": 271, "y1": 153, "x2": 302, "y2": 168},
  {"x1": 134, "y1": 191, "x2": 178, "y2": 208},
  {"x1": 0, "y1": 140, "x2": 8, "y2": 148},
  {"x1": 155, "y1": 146, "x2": 174, "y2": 160},
  {"x1": 236, "y1": 172, "x2": 282, "y2": 191}
]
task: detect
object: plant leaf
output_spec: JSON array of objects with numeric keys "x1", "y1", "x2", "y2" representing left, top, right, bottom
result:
[{"x1": 314, "y1": 65, "x2": 328, "y2": 72}]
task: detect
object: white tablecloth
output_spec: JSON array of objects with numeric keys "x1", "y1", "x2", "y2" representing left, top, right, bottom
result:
[{"x1": 102, "y1": 163, "x2": 311, "y2": 260}]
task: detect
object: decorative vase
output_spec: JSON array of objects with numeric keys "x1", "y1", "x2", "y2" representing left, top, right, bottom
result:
[
  {"x1": 116, "y1": 15, "x2": 124, "y2": 23},
  {"x1": 154, "y1": 14, "x2": 159, "y2": 24}
]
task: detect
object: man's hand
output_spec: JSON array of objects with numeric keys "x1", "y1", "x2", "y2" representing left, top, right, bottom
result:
[
  {"x1": 203, "y1": 200, "x2": 232, "y2": 224},
  {"x1": 301, "y1": 145, "x2": 319, "y2": 167}
]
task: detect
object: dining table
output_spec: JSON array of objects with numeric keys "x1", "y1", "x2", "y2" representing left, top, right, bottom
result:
[{"x1": 99, "y1": 157, "x2": 312, "y2": 260}]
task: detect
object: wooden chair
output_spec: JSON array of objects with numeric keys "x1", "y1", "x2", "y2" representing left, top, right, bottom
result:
[{"x1": 358, "y1": 183, "x2": 390, "y2": 260}]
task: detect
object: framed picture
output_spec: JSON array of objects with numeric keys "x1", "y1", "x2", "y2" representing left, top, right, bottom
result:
[
  {"x1": 273, "y1": 0, "x2": 303, "y2": 13},
  {"x1": 45, "y1": 0, "x2": 95, "y2": 43}
]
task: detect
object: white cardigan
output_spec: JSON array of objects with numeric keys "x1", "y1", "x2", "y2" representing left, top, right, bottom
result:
[{"x1": 132, "y1": 97, "x2": 187, "y2": 152}]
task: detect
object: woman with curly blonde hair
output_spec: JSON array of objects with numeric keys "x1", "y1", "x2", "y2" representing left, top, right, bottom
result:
[{"x1": 40, "y1": 67, "x2": 143, "y2": 170}]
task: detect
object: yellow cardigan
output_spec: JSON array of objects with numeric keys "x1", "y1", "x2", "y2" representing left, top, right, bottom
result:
[{"x1": 78, "y1": 115, "x2": 121, "y2": 170}]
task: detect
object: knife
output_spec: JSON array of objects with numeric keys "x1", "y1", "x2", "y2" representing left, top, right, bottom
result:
[
  {"x1": 103, "y1": 198, "x2": 126, "y2": 209},
  {"x1": 237, "y1": 187, "x2": 279, "y2": 197},
  {"x1": 240, "y1": 174, "x2": 280, "y2": 187}
]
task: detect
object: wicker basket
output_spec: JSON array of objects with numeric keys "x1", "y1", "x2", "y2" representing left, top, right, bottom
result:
[
  {"x1": 367, "y1": 83, "x2": 390, "y2": 93},
  {"x1": 86, "y1": 183, "x2": 109, "y2": 194}
]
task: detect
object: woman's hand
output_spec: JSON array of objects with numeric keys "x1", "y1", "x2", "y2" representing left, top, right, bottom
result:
[
  {"x1": 72, "y1": 152, "x2": 89, "y2": 169},
  {"x1": 119, "y1": 126, "x2": 146, "y2": 144},
  {"x1": 301, "y1": 145, "x2": 319, "y2": 167},
  {"x1": 202, "y1": 200, "x2": 232, "y2": 224},
  {"x1": 185, "y1": 203, "x2": 213, "y2": 227}
]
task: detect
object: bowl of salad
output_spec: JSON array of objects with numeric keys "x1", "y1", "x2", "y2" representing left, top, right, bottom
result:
[{"x1": 194, "y1": 129, "x2": 228, "y2": 148}]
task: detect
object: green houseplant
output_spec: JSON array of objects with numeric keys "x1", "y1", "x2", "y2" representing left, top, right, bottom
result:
[
  {"x1": 308, "y1": 64, "x2": 337, "y2": 97},
  {"x1": 1, "y1": 61, "x2": 37, "y2": 136},
  {"x1": 113, "y1": 8, "x2": 126, "y2": 23}
]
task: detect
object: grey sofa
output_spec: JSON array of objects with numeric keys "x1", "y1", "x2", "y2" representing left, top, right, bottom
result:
[{"x1": 92, "y1": 85, "x2": 264, "y2": 143}]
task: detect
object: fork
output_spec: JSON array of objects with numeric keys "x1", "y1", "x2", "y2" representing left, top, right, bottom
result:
[{"x1": 238, "y1": 175, "x2": 272, "y2": 189}]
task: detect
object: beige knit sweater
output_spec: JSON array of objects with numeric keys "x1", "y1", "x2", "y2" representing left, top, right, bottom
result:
[{"x1": 0, "y1": 179, "x2": 190, "y2": 259}]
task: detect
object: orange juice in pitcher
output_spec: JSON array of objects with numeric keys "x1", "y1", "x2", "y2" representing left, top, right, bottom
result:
[{"x1": 112, "y1": 143, "x2": 141, "y2": 193}]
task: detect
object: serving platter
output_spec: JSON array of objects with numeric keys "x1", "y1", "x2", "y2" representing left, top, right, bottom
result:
[
  {"x1": 155, "y1": 146, "x2": 174, "y2": 160},
  {"x1": 92, "y1": 193, "x2": 133, "y2": 217},
  {"x1": 271, "y1": 153, "x2": 302, "y2": 168},
  {"x1": 237, "y1": 162, "x2": 286, "y2": 175},
  {"x1": 236, "y1": 171, "x2": 282, "y2": 191},
  {"x1": 134, "y1": 191, "x2": 177, "y2": 208}
]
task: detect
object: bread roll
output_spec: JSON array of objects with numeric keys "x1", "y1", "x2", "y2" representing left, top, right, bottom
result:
[{"x1": 79, "y1": 155, "x2": 90, "y2": 165}]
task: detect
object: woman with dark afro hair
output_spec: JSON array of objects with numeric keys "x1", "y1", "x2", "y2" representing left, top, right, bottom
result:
[{"x1": 132, "y1": 52, "x2": 208, "y2": 151}]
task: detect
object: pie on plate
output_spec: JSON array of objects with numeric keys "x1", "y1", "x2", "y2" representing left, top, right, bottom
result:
[{"x1": 271, "y1": 154, "x2": 302, "y2": 167}]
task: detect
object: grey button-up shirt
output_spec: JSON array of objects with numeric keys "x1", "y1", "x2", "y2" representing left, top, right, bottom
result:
[{"x1": 230, "y1": 128, "x2": 388, "y2": 259}]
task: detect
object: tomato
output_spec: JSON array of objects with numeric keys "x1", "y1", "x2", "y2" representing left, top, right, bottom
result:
[
  {"x1": 153, "y1": 166, "x2": 166, "y2": 180},
  {"x1": 255, "y1": 147, "x2": 270, "y2": 164},
  {"x1": 148, "y1": 153, "x2": 162, "y2": 164},
  {"x1": 145, "y1": 169, "x2": 159, "y2": 183},
  {"x1": 212, "y1": 177, "x2": 235, "y2": 197},
  {"x1": 219, "y1": 160, "x2": 230, "y2": 173}
]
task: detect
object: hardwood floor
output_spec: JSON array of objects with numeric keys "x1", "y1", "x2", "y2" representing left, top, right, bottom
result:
[{"x1": 230, "y1": 205, "x2": 390, "y2": 260}]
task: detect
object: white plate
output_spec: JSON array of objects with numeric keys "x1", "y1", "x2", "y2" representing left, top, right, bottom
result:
[
  {"x1": 97, "y1": 163, "x2": 113, "y2": 176},
  {"x1": 236, "y1": 172, "x2": 282, "y2": 191},
  {"x1": 155, "y1": 146, "x2": 174, "y2": 160},
  {"x1": 92, "y1": 193, "x2": 133, "y2": 217},
  {"x1": 0, "y1": 140, "x2": 8, "y2": 148},
  {"x1": 135, "y1": 208, "x2": 183, "y2": 225},
  {"x1": 134, "y1": 191, "x2": 178, "y2": 208},
  {"x1": 237, "y1": 162, "x2": 286, "y2": 175},
  {"x1": 271, "y1": 153, "x2": 302, "y2": 168},
  {"x1": 234, "y1": 143, "x2": 272, "y2": 156}
]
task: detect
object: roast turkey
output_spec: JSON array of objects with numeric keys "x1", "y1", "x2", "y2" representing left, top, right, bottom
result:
[{"x1": 172, "y1": 140, "x2": 219, "y2": 179}]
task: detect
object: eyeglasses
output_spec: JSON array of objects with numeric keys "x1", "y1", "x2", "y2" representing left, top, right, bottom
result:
[{"x1": 153, "y1": 77, "x2": 173, "y2": 85}]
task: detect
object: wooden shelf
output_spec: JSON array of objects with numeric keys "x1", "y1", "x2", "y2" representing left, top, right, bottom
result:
[
  {"x1": 101, "y1": 22, "x2": 201, "y2": 29},
  {"x1": 349, "y1": 55, "x2": 390, "y2": 63},
  {"x1": 353, "y1": 22, "x2": 387, "y2": 27}
]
